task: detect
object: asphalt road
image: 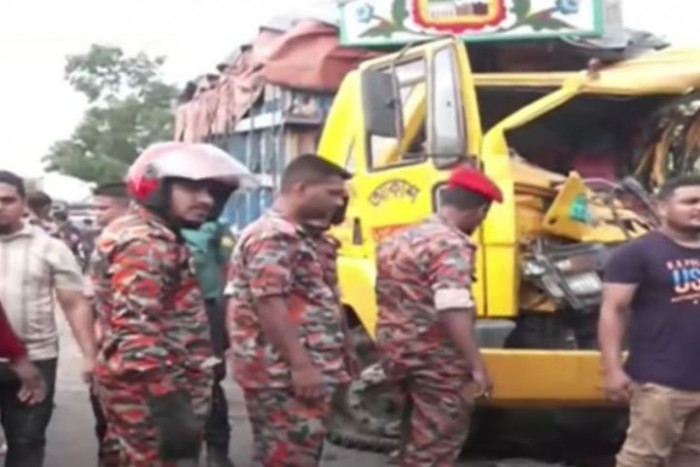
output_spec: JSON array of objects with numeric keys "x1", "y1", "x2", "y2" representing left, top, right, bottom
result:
[{"x1": 0, "y1": 315, "x2": 569, "y2": 467}]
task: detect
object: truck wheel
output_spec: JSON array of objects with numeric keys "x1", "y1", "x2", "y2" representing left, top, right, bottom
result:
[{"x1": 326, "y1": 363, "x2": 402, "y2": 453}]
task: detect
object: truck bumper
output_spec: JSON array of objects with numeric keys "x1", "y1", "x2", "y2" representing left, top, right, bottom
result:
[{"x1": 481, "y1": 349, "x2": 618, "y2": 408}]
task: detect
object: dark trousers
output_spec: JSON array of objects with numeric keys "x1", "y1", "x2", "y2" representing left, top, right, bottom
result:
[
  {"x1": 204, "y1": 298, "x2": 231, "y2": 455},
  {"x1": 0, "y1": 358, "x2": 57, "y2": 467},
  {"x1": 206, "y1": 363, "x2": 230, "y2": 454},
  {"x1": 89, "y1": 386, "x2": 108, "y2": 458}
]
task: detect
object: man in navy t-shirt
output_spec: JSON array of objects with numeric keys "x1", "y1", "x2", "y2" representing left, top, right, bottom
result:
[{"x1": 599, "y1": 175, "x2": 700, "y2": 467}]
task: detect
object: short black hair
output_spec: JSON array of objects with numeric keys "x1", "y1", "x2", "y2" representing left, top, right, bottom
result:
[
  {"x1": 657, "y1": 175, "x2": 700, "y2": 201},
  {"x1": 0, "y1": 171, "x2": 26, "y2": 198},
  {"x1": 440, "y1": 186, "x2": 490, "y2": 210},
  {"x1": 280, "y1": 154, "x2": 351, "y2": 192},
  {"x1": 27, "y1": 191, "x2": 52, "y2": 210},
  {"x1": 93, "y1": 182, "x2": 128, "y2": 199}
]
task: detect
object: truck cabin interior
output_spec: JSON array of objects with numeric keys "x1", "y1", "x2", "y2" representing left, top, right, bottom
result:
[
  {"x1": 369, "y1": 72, "x2": 693, "y2": 192},
  {"x1": 476, "y1": 87, "x2": 672, "y2": 182},
  {"x1": 459, "y1": 34, "x2": 700, "y2": 188},
  {"x1": 366, "y1": 32, "x2": 700, "y2": 190}
]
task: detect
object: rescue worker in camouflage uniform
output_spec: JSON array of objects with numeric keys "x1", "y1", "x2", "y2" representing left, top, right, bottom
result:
[
  {"x1": 375, "y1": 166, "x2": 502, "y2": 466},
  {"x1": 225, "y1": 154, "x2": 353, "y2": 466},
  {"x1": 90, "y1": 142, "x2": 255, "y2": 466},
  {"x1": 306, "y1": 193, "x2": 358, "y2": 378},
  {"x1": 85, "y1": 182, "x2": 130, "y2": 465}
]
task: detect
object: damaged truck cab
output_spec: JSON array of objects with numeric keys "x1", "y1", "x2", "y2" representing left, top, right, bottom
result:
[{"x1": 317, "y1": 37, "x2": 663, "y2": 451}]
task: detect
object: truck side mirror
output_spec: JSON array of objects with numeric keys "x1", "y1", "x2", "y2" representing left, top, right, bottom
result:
[{"x1": 362, "y1": 69, "x2": 400, "y2": 139}]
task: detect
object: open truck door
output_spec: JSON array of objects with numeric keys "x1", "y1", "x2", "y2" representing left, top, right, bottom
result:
[
  {"x1": 320, "y1": 37, "x2": 485, "y2": 337},
  {"x1": 359, "y1": 37, "x2": 482, "y2": 170}
]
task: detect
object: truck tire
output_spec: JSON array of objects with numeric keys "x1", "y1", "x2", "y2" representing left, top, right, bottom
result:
[{"x1": 326, "y1": 362, "x2": 401, "y2": 452}]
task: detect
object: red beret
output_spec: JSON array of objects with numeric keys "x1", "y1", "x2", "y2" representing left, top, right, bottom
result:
[{"x1": 446, "y1": 166, "x2": 503, "y2": 203}]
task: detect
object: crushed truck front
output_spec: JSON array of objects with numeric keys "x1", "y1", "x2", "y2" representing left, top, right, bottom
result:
[{"x1": 317, "y1": 38, "x2": 700, "y2": 453}]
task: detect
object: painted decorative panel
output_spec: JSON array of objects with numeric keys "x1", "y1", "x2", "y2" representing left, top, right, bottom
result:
[{"x1": 339, "y1": 0, "x2": 604, "y2": 46}]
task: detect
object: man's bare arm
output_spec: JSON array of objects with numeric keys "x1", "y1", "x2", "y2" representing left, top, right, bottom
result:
[
  {"x1": 49, "y1": 238, "x2": 97, "y2": 362},
  {"x1": 598, "y1": 283, "x2": 636, "y2": 374},
  {"x1": 56, "y1": 289, "x2": 97, "y2": 361}
]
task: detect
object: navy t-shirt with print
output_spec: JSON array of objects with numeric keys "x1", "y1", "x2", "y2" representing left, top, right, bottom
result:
[{"x1": 604, "y1": 231, "x2": 700, "y2": 391}]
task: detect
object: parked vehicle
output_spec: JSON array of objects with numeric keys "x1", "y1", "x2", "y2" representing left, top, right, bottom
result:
[{"x1": 175, "y1": 17, "x2": 700, "y2": 458}]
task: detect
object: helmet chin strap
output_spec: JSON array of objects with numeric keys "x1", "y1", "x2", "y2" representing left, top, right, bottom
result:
[
  {"x1": 203, "y1": 185, "x2": 235, "y2": 224},
  {"x1": 135, "y1": 180, "x2": 187, "y2": 234}
]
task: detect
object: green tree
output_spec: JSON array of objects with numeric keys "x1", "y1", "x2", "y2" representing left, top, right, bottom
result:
[{"x1": 43, "y1": 45, "x2": 179, "y2": 184}]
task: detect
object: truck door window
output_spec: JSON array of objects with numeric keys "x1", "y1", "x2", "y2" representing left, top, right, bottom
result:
[
  {"x1": 368, "y1": 58, "x2": 427, "y2": 171},
  {"x1": 345, "y1": 140, "x2": 355, "y2": 173},
  {"x1": 432, "y1": 46, "x2": 465, "y2": 168}
]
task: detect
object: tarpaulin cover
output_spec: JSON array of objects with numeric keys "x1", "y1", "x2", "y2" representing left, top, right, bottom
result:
[{"x1": 174, "y1": 20, "x2": 378, "y2": 142}]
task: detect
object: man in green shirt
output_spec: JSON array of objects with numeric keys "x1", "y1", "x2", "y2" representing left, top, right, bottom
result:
[{"x1": 182, "y1": 220, "x2": 235, "y2": 467}]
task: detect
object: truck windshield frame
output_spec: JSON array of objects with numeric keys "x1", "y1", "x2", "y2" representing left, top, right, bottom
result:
[
  {"x1": 363, "y1": 45, "x2": 469, "y2": 173},
  {"x1": 430, "y1": 45, "x2": 467, "y2": 169},
  {"x1": 365, "y1": 56, "x2": 429, "y2": 172}
]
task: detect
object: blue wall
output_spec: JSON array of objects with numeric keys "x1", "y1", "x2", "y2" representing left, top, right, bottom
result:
[{"x1": 214, "y1": 88, "x2": 335, "y2": 232}]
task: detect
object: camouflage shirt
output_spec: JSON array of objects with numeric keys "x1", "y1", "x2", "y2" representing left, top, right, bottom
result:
[
  {"x1": 90, "y1": 206, "x2": 213, "y2": 395},
  {"x1": 225, "y1": 210, "x2": 349, "y2": 389},
  {"x1": 376, "y1": 215, "x2": 476, "y2": 378}
]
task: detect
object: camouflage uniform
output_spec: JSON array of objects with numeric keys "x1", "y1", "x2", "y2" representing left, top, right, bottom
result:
[
  {"x1": 376, "y1": 215, "x2": 477, "y2": 466},
  {"x1": 226, "y1": 210, "x2": 350, "y2": 466},
  {"x1": 90, "y1": 207, "x2": 214, "y2": 466}
]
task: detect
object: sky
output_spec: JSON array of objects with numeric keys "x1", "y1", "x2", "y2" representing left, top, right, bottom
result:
[{"x1": 0, "y1": 0, "x2": 698, "y2": 179}]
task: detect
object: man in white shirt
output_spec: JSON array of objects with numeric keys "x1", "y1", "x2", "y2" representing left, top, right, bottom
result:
[{"x1": 0, "y1": 171, "x2": 96, "y2": 467}]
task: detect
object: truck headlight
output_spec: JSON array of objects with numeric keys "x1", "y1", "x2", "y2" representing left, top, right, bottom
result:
[
  {"x1": 522, "y1": 260, "x2": 546, "y2": 277},
  {"x1": 566, "y1": 272, "x2": 602, "y2": 295},
  {"x1": 541, "y1": 272, "x2": 602, "y2": 298}
]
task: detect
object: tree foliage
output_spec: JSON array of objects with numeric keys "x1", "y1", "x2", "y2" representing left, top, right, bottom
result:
[{"x1": 44, "y1": 45, "x2": 179, "y2": 184}]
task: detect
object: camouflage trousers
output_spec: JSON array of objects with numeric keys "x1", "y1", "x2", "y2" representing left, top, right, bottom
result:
[
  {"x1": 89, "y1": 383, "x2": 120, "y2": 465},
  {"x1": 95, "y1": 373, "x2": 212, "y2": 467},
  {"x1": 391, "y1": 370, "x2": 474, "y2": 467},
  {"x1": 243, "y1": 386, "x2": 334, "y2": 467}
]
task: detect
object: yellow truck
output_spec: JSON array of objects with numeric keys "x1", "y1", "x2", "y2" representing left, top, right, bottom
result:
[{"x1": 316, "y1": 37, "x2": 700, "y2": 456}]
